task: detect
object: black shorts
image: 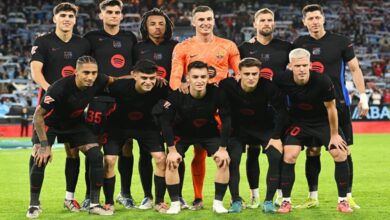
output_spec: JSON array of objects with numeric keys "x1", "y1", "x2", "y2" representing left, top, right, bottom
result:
[
  {"x1": 238, "y1": 128, "x2": 272, "y2": 153},
  {"x1": 32, "y1": 125, "x2": 98, "y2": 148},
  {"x1": 338, "y1": 103, "x2": 353, "y2": 145},
  {"x1": 284, "y1": 123, "x2": 345, "y2": 150},
  {"x1": 86, "y1": 96, "x2": 116, "y2": 135},
  {"x1": 175, "y1": 137, "x2": 221, "y2": 157},
  {"x1": 104, "y1": 128, "x2": 164, "y2": 155}
]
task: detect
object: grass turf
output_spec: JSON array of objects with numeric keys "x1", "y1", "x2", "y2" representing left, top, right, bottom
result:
[{"x1": 0, "y1": 134, "x2": 389, "y2": 219}]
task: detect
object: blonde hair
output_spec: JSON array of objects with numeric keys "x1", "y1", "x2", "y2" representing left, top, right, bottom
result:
[
  {"x1": 289, "y1": 48, "x2": 311, "y2": 62},
  {"x1": 254, "y1": 8, "x2": 274, "y2": 21}
]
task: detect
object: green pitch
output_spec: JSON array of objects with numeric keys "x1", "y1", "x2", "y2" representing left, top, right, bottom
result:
[{"x1": 0, "y1": 134, "x2": 389, "y2": 219}]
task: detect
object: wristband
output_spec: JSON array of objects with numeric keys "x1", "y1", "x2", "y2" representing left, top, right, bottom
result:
[
  {"x1": 40, "y1": 140, "x2": 49, "y2": 148},
  {"x1": 359, "y1": 93, "x2": 369, "y2": 109}
]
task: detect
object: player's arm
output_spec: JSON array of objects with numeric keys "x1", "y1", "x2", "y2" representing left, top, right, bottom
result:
[
  {"x1": 228, "y1": 42, "x2": 241, "y2": 77},
  {"x1": 324, "y1": 99, "x2": 347, "y2": 151},
  {"x1": 348, "y1": 57, "x2": 369, "y2": 116},
  {"x1": 33, "y1": 105, "x2": 52, "y2": 167},
  {"x1": 170, "y1": 44, "x2": 186, "y2": 90},
  {"x1": 31, "y1": 61, "x2": 50, "y2": 91}
]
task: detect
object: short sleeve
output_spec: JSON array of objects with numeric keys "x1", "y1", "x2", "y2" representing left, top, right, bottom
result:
[
  {"x1": 341, "y1": 36, "x2": 355, "y2": 63},
  {"x1": 321, "y1": 75, "x2": 336, "y2": 102},
  {"x1": 30, "y1": 36, "x2": 47, "y2": 63},
  {"x1": 39, "y1": 84, "x2": 60, "y2": 111}
]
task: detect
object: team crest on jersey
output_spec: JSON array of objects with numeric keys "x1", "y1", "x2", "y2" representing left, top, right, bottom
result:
[
  {"x1": 260, "y1": 53, "x2": 270, "y2": 62},
  {"x1": 153, "y1": 53, "x2": 163, "y2": 60},
  {"x1": 31, "y1": 46, "x2": 38, "y2": 55},
  {"x1": 312, "y1": 48, "x2": 321, "y2": 55},
  {"x1": 113, "y1": 41, "x2": 122, "y2": 48},
  {"x1": 216, "y1": 51, "x2": 224, "y2": 59},
  {"x1": 64, "y1": 51, "x2": 73, "y2": 59}
]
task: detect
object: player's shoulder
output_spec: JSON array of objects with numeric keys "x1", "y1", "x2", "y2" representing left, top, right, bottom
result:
[
  {"x1": 238, "y1": 41, "x2": 251, "y2": 49},
  {"x1": 219, "y1": 77, "x2": 237, "y2": 88},
  {"x1": 84, "y1": 30, "x2": 102, "y2": 38},
  {"x1": 272, "y1": 38, "x2": 293, "y2": 47},
  {"x1": 293, "y1": 34, "x2": 310, "y2": 45},
  {"x1": 119, "y1": 30, "x2": 137, "y2": 38},
  {"x1": 176, "y1": 37, "x2": 194, "y2": 47},
  {"x1": 71, "y1": 34, "x2": 89, "y2": 43},
  {"x1": 215, "y1": 36, "x2": 237, "y2": 47},
  {"x1": 34, "y1": 32, "x2": 55, "y2": 42}
]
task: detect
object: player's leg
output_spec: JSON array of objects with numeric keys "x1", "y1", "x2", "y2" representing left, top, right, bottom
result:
[
  {"x1": 296, "y1": 146, "x2": 321, "y2": 209},
  {"x1": 246, "y1": 144, "x2": 261, "y2": 208},
  {"x1": 150, "y1": 149, "x2": 167, "y2": 213},
  {"x1": 263, "y1": 143, "x2": 283, "y2": 213},
  {"x1": 166, "y1": 143, "x2": 187, "y2": 214},
  {"x1": 277, "y1": 144, "x2": 301, "y2": 213},
  {"x1": 190, "y1": 145, "x2": 206, "y2": 209},
  {"x1": 138, "y1": 145, "x2": 154, "y2": 209},
  {"x1": 116, "y1": 139, "x2": 136, "y2": 208},
  {"x1": 227, "y1": 138, "x2": 244, "y2": 213},
  {"x1": 64, "y1": 143, "x2": 81, "y2": 212}
]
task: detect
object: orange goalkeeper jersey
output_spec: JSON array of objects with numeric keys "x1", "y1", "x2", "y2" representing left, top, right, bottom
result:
[{"x1": 170, "y1": 36, "x2": 240, "y2": 90}]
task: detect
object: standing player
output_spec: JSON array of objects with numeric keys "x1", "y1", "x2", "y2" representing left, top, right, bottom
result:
[
  {"x1": 293, "y1": 4, "x2": 368, "y2": 209},
  {"x1": 238, "y1": 8, "x2": 292, "y2": 208},
  {"x1": 156, "y1": 61, "x2": 231, "y2": 214},
  {"x1": 103, "y1": 60, "x2": 168, "y2": 212},
  {"x1": 83, "y1": 0, "x2": 138, "y2": 210},
  {"x1": 170, "y1": 5, "x2": 240, "y2": 209},
  {"x1": 27, "y1": 56, "x2": 120, "y2": 218},
  {"x1": 274, "y1": 48, "x2": 352, "y2": 213},
  {"x1": 132, "y1": 8, "x2": 177, "y2": 209},
  {"x1": 219, "y1": 57, "x2": 288, "y2": 213},
  {"x1": 30, "y1": 2, "x2": 90, "y2": 212}
]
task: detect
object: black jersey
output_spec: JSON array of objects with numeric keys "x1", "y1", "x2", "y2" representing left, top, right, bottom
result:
[
  {"x1": 84, "y1": 30, "x2": 137, "y2": 77},
  {"x1": 293, "y1": 32, "x2": 355, "y2": 105},
  {"x1": 30, "y1": 32, "x2": 90, "y2": 84},
  {"x1": 239, "y1": 39, "x2": 292, "y2": 79},
  {"x1": 40, "y1": 74, "x2": 108, "y2": 130},
  {"x1": 219, "y1": 77, "x2": 287, "y2": 138},
  {"x1": 274, "y1": 71, "x2": 336, "y2": 127},
  {"x1": 133, "y1": 39, "x2": 178, "y2": 81},
  {"x1": 107, "y1": 79, "x2": 169, "y2": 130},
  {"x1": 158, "y1": 85, "x2": 230, "y2": 146}
]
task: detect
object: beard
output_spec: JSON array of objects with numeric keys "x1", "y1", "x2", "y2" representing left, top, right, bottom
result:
[{"x1": 258, "y1": 28, "x2": 273, "y2": 37}]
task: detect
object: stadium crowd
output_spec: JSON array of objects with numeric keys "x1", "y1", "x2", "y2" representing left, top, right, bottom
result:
[{"x1": 0, "y1": 0, "x2": 389, "y2": 115}]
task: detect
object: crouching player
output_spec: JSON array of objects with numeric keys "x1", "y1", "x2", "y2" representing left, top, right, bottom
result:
[
  {"x1": 274, "y1": 49, "x2": 352, "y2": 213},
  {"x1": 154, "y1": 61, "x2": 231, "y2": 214},
  {"x1": 219, "y1": 57, "x2": 288, "y2": 213},
  {"x1": 102, "y1": 60, "x2": 168, "y2": 212},
  {"x1": 27, "y1": 56, "x2": 125, "y2": 218}
]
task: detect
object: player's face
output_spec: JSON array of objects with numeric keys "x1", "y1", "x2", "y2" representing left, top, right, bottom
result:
[
  {"x1": 192, "y1": 11, "x2": 215, "y2": 35},
  {"x1": 254, "y1": 13, "x2": 274, "y2": 36},
  {"x1": 100, "y1": 5, "x2": 123, "y2": 26},
  {"x1": 53, "y1": 11, "x2": 76, "y2": 33},
  {"x1": 188, "y1": 68, "x2": 209, "y2": 92},
  {"x1": 303, "y1": 10, "x2": 325, "y2": 34},
  {"x1": 147, "y1": 15, "x2": 166, "y2": 40},
  {"x1": 134, "y1": 72, "x2": 157, "y2": 92},
  {"x1": 290, "y1": 57, "x2": 311, "y2": 83},
  {"x1": 240, "y1": 66, "x2": 260, "y2": 89},
  {"x1": 75, "y1": 63, "x2": 98, "y2": 88}
]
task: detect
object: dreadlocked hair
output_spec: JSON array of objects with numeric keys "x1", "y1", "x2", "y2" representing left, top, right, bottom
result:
[{"x1": 140, "y1": 8, "x2": 174, "y2": 41}]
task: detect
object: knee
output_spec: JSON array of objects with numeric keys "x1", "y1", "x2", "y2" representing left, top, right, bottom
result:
[
  {"x1": 155, "y1": 154, "x2": 166, "y2": 169},
  {"x1": 266, "y1": 146, "x2": 283, "y2": 161},
  {"x1": 284, "y1": 153, "x2": 298, "y2": 164},
  {"x1": 104, "y1": 156, "x2": 117, "y2": 170},
  {"x1": 86, "y1": 147, "x2": 103, "y2": 164},
  {"x1": 66, "y1": 145, "x2": 79, "y2": 158},
  {"x1": 306, "y1": 147, "x2": 321, "y2": 156},
  {"x1": 330, "y1": 149, "x2": 347, "y2": 162},
  {"x1": 122, "y1": 140, "x2": 133, "y2": 157}
]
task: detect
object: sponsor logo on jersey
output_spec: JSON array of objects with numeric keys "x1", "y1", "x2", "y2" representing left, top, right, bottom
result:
[
  {"x1": 61, "y1": 66, "x2": 76, "y2": 77},
  {"x1": 157, "y1": 66, "x2": 167, "y2": 79},
  {"x1": 311, "y1": 61, "x2": 325, "y2": 74},
  {"x1": 111, "y1": 54, "x2": 125, "y2": 68},
  {"x1": 208, "y1": 65, "x2": 217, "y2": 79},
  {"x1": 113, "y1": 41, "x2": 122, "y2": 48},
  {"x1": 260, "y1": 68, "x2": 274, "y2": 80},
  {"x1": 312, "y1": 47, "x2": 321, "y2": 55},
  {"x1": 64, "y1": 51, "x2": 73, "y2": 59},
  {"x1": 153, "y1": 53, "x2": 163, "y2": 60},
  {"x1": 128, "y1": 112, "x2": 144, "y2": 120},
  {"x1": 192, "y1": 118, "x2": 208, "y2": 128},
  {"x1": 31, "y1": 46, "x2": 38, "y2": 55}
]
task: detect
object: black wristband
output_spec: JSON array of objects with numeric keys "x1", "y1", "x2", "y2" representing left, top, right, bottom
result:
[{"x1": 40, "y1": 140, "x2": 49, "y2": 148}]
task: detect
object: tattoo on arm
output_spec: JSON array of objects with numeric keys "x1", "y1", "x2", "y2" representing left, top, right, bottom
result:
[{"x1": 33, "y1": 106, "x2": 49, "y2": 146}]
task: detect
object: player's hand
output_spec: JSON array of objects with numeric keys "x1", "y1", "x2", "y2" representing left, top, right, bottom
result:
[
  {"x1": 34, "y1": 146, "x2": 52, "y2": 167},
  {"x1": 358, "y1": 93, "x2": 369, "y2": 117},
  {"x1": 156, "y1": 76, "x2": 168, "y2": 88},
  {"x1": 166, "y1": 150, "x2": 182, "y2": 170},
  {"x1": 266, "y1": 138, "x2": 283, "y2": 152},
  {"x1": 178, "y1": 82, "x2": 189, "y2": 94},
  {"x1": 248, "y1": 37, "x2": 256, "y2": 43},
  {"x1": 213, "y1": 147, "x2": 230, "y2": 168},
  {"x1": 328, "y1": 134, "x2": 347, "y2": 152}
]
